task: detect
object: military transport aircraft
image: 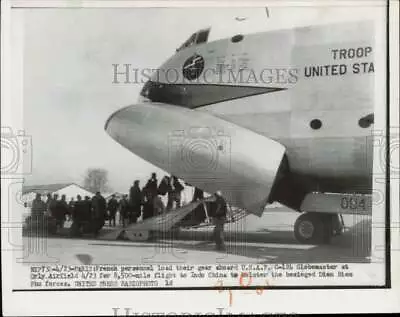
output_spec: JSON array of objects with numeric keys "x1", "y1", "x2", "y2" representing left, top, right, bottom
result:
[{"x1": 105, "y1": 18, "x2": 376, "y2": 245}]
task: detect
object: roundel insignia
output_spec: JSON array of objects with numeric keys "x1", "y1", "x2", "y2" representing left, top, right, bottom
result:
[{"x1": 182, "y1": 54, "x2": 205, "y2": 81}]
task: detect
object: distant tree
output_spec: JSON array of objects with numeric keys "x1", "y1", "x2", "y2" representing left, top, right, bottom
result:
[{"x1": 83, "y1": 168, "x2": 111, "y2": 193}]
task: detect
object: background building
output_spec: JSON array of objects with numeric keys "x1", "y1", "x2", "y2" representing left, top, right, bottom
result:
[
  {"x1": 104, "y1": 192, "x2": 124, "y2": 202},
  {"x1": 22, "y1": 183, "x2": 94, "y2": 207}
]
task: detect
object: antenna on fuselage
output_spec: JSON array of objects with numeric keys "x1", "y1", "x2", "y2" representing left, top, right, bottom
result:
[
  {"x1": 235, "y1": 16, "x2": 247, "y2": 22},
  {"x1": 265, "y1": 7, "x2": 270, "y2": 18},
  {"x1": 235, "y1": 7, "x2": 270, "y2": 22}
]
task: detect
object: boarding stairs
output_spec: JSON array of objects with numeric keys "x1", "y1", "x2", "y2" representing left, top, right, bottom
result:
[{"x1": 99, "y1": 199, "x2": 248, "y2": 241}]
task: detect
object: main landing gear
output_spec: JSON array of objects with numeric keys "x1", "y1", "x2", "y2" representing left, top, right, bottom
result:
[{"x1": 294, "y1": 212, "x2": 344, "y2": 245}]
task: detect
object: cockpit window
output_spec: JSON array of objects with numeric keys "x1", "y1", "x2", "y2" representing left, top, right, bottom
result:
[
  {"x1": 196, "y1": 29, "x2": 210, "y2": 44},
  {"x1": 177, "y1": 33, "x2": 196, "y2": 52},
  {"x1": 176, "y1": 28, "x2": 210, "y2": 52}
]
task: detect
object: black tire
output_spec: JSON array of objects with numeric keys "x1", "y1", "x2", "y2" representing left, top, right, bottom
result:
[{"x1": 294, "y1": 212, "x2": 326, "y2": 244}]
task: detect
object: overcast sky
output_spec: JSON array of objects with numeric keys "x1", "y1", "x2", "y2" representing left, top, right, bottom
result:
[
  {"x1": 23, "y1": 7, "x2": 263, "y2": 192},
  {"x1": 21, "y1": 5, "x2": 382, "y2": 193}
]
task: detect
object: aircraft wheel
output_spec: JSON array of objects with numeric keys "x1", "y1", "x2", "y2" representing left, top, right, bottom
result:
[{"x1": 294, "y1": 212, "x2": 329, "y2": 245}]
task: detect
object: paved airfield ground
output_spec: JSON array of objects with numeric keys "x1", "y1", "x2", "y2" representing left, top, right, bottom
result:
[{"x1": 21, "y1": 206, "x2": 372, "y2": 265}]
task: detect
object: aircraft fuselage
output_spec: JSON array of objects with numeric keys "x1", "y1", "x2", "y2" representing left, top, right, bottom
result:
[{"x1": 106, "y1": 20, "x2": 376, "y2": 213}]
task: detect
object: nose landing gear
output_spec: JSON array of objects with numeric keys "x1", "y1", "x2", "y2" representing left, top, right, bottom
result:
[{"x1": 294, "y1": 212, "x2": 344, "y2": 245}]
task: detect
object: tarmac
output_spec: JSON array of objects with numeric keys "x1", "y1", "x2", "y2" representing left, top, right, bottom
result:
[{"x1": 20, "y1": 207, "x2": 372, "y2": 265}]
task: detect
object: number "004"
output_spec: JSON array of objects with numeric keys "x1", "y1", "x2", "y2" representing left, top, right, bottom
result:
[{"x1": 340, "y1": 197, "x2": 366, "y2": 210}]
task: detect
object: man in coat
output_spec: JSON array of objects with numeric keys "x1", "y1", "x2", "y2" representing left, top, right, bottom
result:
[
  {"x1": 91, "y1": 192, "x2": 107, "y2": 236},
  {"x1": 211, "y1": 191, "x2": 228, "y2": 251},
  {"x1": 129, "y1": 180, "x2": 143, "y2": 224},
  {"x1": 107, "y1": 194, "x2": 119, "y2": 227}
]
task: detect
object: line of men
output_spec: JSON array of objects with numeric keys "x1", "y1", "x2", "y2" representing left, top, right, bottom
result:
[
  {"x1": 30, "y1": 172, "x2": 228, "y2": 250},
  {"x1": 121, "y1": 172, "x2": 228, "y2": 250},
  {"x1": 108, "y1": 173, "x2": 186, "y2": 228},
  {"x1": 103, "y1": 172, "x2": 228, "y2": 250},
  {"x1": 30, "y1": 191, "x2": 108, "y2": 236},
  {"x1": 30, "y1": 173, "x2": 186, "y2": 233}
]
